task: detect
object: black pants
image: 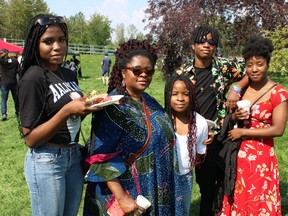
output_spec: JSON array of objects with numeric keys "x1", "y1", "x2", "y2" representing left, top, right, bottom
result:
[{"x1": 195, "y1": 139, "x2": 223, "y2": 216}]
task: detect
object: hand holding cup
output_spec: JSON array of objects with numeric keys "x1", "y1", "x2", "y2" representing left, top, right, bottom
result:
[
  {"x1": 236, "y1": 100, "x2": 251, "y2": 119},
  {"x1": 135, "y1": 195, "x2": 151, "y2": 215}
]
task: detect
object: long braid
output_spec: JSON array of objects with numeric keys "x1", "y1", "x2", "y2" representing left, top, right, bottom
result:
[
  {"x1": 165, "y1": 74, "x2": 202, "y2": 167},
  {"x1": 18, "y1": 14, "x2": 68, "y2": 138}
]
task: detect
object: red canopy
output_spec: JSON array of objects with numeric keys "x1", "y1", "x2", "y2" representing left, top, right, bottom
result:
[{"x1": 0, "y1": 40, "x2": 23, "y2": 55}]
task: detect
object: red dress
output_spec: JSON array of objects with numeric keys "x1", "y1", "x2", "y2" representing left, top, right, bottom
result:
[{"x1": 220, "y1": 85, "x2": 288, "y2": 215}]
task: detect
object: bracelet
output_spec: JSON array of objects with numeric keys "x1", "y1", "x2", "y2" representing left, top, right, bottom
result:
[{"x1": 231, "y1": 84, "x2": 242, "y2": 95}]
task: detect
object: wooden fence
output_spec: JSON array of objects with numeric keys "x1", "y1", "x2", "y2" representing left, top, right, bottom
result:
[{"x1": 1, "y1": 38, "x2": 115, "y2": 55}]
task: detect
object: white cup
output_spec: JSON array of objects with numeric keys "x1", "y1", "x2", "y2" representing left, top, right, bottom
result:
[
  {"x1": 135, "y1": 195, "x2": 151, "y2": 214},
  {"x1": 236, "y1": 100, "x2": 251, "y2": 119},
  {"x1": 237, "y1": 100, "x2": 251, "y2": 111}
]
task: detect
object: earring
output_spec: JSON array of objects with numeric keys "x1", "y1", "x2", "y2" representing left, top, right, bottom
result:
[{"x1": 122, "y1": 79, "x2": 126, "y2": 87}]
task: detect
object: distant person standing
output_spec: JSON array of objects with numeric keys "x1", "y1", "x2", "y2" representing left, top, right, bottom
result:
[
  {"x1": 72, "y1": 55, "x2": 81, "y2": 77},
  {"x1": 0, "y1": 48, "x2": 19, "y2": 121},
  {"x1": 72, "y1": 55, "x2": 80, "y2": 66},
  {"x1": 69, "y1": 58, "x2": 77, "y2": 73},
  {"x1": 100, "y1": 53, "x2": 111, "y2": 85}
]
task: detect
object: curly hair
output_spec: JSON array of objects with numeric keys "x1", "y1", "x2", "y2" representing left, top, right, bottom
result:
[
  {"x1": 20, "y1": 14, "x2": 68, "y2": 77},
  {"x1": 242, "y1": 36, "x2": 274, "y2": 65},
  {"x1": 107, "y1": 39, "x2": 158, "y2": 94},
  {"x1": 164, "y1": 74, "x2": 201, "y2": 167},
  {"x1": 191, "y1": 25, "x2": 219, "y2": 47}
]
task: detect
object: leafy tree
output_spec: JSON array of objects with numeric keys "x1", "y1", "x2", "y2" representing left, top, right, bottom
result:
[
  {"x1": 0, "y1": 0, "x2": 6, "y2": 37},
  {"x1": 127, "y1": 24, "x2": 138, "y2": 39},
  {"x1": 2, "y1": 0, "x2": 49, "y2": 39},
  {"x1": 66, "y1": 12, "x2": 88, "y2": 44},
  {"x1": 86, "y1": 13, "x2": 112, "y2": 45},
  {"x1": 114, "y1": 23, "x2": 125, "y2": 46},
  {"x1": 136, "y1": 32, "x2": 145, "y2": 40},
  {"x1": 144, "y1": 0, "x2": 288, "y2": 75},
  {"x1": 262, "y1": 26, "x2": 288, "y2": 75}
]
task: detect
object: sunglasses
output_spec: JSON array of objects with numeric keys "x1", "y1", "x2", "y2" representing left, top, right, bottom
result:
[
  {"x1": 126, "y1": 66, "x2": 155, "y2": 76},
  {"x1": 35, "y1": 16, "x2": 66, "y2": 26},
  {"x1": 195, "y1": 38, "x2": 217, "y2": 46}
]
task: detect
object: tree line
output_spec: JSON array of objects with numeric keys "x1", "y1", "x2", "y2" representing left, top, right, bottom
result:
[
  {"x1": 0, "y1": 0, "x2": 287, "y2": 75},
  {"x1": 0, "y1": 0, "x2": 144, "y2": 47},
  {"x1": 144, "y1": 0, "x2": 288, "y2": 75}
]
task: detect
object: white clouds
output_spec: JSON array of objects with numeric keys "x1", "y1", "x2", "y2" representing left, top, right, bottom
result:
[{"x1": 95, "y1": 0, "x2": 148, "y2": 34}]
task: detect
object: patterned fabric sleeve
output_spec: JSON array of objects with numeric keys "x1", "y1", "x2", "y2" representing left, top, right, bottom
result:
[
  {"x1": 270, "y1": 85, "x2": 288, "y2": 108},
  {"x1": 84, "y1": 105, "x2": 127, "y2": 182}
]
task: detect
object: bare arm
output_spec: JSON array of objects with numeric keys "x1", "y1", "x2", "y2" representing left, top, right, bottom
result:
[
  {"x1": 226, "y1": 75, "x2": 249, "y2": 110},
  {"x1": 106, "y1": 178, "x2": 140, "y2": 214},
  {"x1": 22, "y1": 98, "x2": 101, "y2": 147},
  {"x1": 228, "y1": 101, "x2": 288, "y2": 141}
]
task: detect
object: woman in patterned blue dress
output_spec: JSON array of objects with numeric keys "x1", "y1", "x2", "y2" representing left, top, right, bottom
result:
[{"x1": 83, "y1": 39, "x2": 184, "y2": 216}]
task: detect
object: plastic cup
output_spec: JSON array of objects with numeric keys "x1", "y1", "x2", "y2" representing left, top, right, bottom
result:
[
  {"x1": 236, "y1": 100, "x2": 251, "y2": 111},
  {"x1": 135, "y1": 195, "x2": 151, "y2": 214},
  {"x1": 237, "y1": 100, "x2": 251, "y2": 119}
]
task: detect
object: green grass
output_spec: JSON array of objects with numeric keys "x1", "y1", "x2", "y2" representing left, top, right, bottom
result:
[{"x1": 0, "y1": 55, "x2": 287, "y2": 215}]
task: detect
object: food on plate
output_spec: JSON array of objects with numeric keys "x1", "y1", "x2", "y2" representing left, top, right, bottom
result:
[
  {"x1": 86, "y1": 90, "x2": 124, "y2": 107},
  {"x1": 86, "y1": 90, "x2": 108, "y2": 104},
  {"x1": 102, "y1": 96, "x2": 113, "y2": 102}
]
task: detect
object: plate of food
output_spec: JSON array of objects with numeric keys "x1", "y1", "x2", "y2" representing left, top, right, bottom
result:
[
  {"x1": 88, "y1": 95, "x2": 124, "y2": 107},
  {"x1": 206, "y1": 119, "x2": 216, "y2": 129}
]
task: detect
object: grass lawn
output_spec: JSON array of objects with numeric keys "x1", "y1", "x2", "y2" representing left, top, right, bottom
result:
[{"x1": 0, "y1": 54, "x2": 287, "y2": 215}]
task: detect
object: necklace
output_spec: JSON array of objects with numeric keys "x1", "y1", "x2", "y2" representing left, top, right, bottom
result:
[{"x1": 249, "y1": 78, "x2": 269, "y2": 97}]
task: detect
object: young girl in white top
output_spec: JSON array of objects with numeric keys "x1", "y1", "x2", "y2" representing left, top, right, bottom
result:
[{"x1": 165, "y1": 74, "x2": 213, "y2": 215}]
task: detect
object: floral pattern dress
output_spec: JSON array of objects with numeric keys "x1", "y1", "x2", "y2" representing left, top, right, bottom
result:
[{"x1": 220, "y1": 85, "x2": 288, "y2": 215}]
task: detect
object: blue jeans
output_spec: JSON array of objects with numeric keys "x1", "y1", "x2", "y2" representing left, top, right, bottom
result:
[
  {"x1": 24, "y1": 145, "x2": 84, "y2": 216},
  {"x1": 179, "y1": 171, "x2": 193, "y2": 216},
  {"x1": 1, "y1": 84, "x2": 19, "y2": 115}
]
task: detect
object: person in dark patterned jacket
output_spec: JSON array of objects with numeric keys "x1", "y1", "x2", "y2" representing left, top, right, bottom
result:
[{"x1": 183, "y1": 25, "x2": 247, "y2": 216}]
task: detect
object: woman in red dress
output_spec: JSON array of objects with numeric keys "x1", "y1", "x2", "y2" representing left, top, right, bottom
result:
[{"x1": 220, "y1": 36, "x2": 288, "y2": 215}]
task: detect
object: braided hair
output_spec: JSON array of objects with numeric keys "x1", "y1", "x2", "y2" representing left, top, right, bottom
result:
[
  {"x1": 107, "y1": 39, "x2": 158, "y2": 94},
  {"x1": 18, "y1": 14, "x2": 68, "y2": 138},
  {"x1": 191, "y1": 25, "x2": 219, "y2": 47},
  {"x1": 164, "y1": 74, "x2": 201, "y2": 167},
  {"x1": 20, "y1": 14, "x2": 68, "y2": 77}
]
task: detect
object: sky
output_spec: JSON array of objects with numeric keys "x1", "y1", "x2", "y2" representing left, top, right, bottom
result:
[{"x1": 46, "y1": 0, "x2": 150, "y2": 36}]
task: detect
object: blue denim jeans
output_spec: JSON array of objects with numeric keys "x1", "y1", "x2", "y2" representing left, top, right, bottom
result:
[
  {"x1": 1, "y1": 84, "x2": 19, "y2": 115},
  {"x1": 179, "y1": 171, "x2": 193, "y2": 215},
  {"x1": 24, "y1": 145, "x2": 84, "y2": 216}
]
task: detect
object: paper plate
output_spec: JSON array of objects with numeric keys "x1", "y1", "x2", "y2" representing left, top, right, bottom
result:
[
  {"x1": 206, "y1": 119, "x2": 216, "y2": 129},
  {"x1": 91, "y1": 95, "x2": 124, "y2": 107}
]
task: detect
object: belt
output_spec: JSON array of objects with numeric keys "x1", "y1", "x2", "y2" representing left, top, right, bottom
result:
[{"x1": 45, "y1": 143, "x2": 78, "y2": 148}]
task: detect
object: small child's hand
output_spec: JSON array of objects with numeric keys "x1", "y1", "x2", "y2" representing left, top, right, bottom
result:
[{"x1": 203, "y1": 129, "x2": 214, "y2": 144}]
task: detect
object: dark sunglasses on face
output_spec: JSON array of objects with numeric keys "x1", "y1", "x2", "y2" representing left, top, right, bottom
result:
[
  {"x1": 35, "y1": 16, "x2": 66, "y2": 26},
  {"x1": 195, "y1": 38, "x2": 217, "y2": 46},
  {"x1": 126, "y1": 66, "x2": 155, "y2": 76}
]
